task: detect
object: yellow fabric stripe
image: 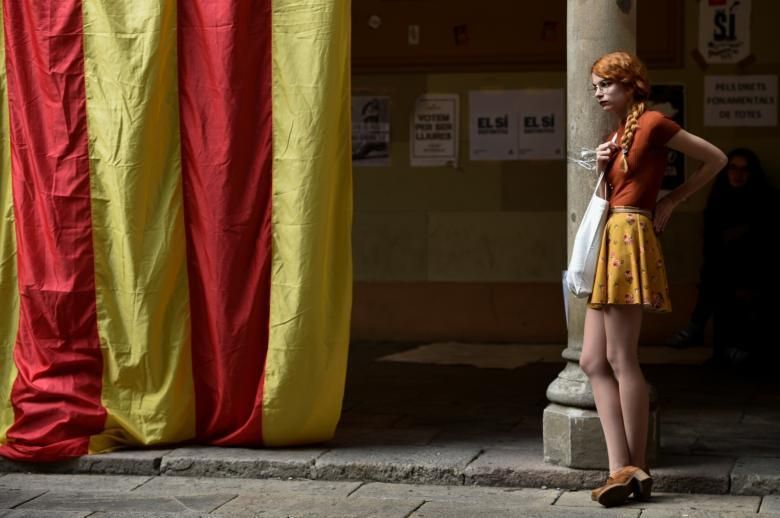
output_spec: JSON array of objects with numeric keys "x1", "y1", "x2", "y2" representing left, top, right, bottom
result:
[
  {"x1": 81, "y1": 0, "x2": 195, "y2": 451},
  {"x1": 0, "y1": 6, "x2": 20, "y2": 444},
  {"x1": 263, "y1": 0, "x2": 353, "y2": 445}
]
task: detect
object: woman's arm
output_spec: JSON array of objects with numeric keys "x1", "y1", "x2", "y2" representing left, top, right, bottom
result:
[{"x1": 653, "y1": 129, "x2": 727, "y2": 233}]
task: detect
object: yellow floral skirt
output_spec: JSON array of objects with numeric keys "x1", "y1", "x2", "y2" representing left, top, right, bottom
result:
[{"x1": 588, "y1": 209, "x2": 672, "y2": 313}]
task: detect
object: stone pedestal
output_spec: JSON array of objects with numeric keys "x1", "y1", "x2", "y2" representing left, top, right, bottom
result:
[{"x1": 543, "y1": 403, "x2": 660, "y2": 470}]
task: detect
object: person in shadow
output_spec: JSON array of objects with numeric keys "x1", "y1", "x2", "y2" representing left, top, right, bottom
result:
[{"x1": 668, "y1": 148, "x2": 779, "y2": 368}]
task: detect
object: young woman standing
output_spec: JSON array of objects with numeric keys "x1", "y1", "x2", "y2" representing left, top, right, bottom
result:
[{"x1": 580, "y1": 52, "x2": 727, "y2": 507}]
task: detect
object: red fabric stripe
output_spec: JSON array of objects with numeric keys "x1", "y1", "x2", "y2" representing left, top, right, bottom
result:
[
  {"x1": 178, "y1": 0, "x2": 273, "y2": 443},
  {"x1": 0, "y1": 0, "x2": 106, "y2": 460}
]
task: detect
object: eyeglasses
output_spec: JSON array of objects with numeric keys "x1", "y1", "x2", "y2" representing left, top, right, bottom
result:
[
  {"x1": 727, "y1": 163, "x2": 749, "y2": 172},
  {"x1": 592, "y1": 80, "x2": 614, "y2": 93}
]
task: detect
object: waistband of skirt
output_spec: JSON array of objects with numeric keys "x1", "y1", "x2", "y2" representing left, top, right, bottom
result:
[{"x1": 609, "y1": 206, "x2": 653, "y2": 219}]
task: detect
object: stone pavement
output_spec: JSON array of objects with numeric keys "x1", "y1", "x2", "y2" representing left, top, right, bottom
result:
[
  {"x1": 0, "y1": 473, "x2": 779, "y2": 516},
  {"x1": 1, "y1": 342, "x2": 779, "y2": 515}
]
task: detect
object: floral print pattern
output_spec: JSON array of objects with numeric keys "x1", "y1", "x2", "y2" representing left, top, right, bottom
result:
[{"x1": 588, "y1": 211, "x2": 672, "y2": 313}]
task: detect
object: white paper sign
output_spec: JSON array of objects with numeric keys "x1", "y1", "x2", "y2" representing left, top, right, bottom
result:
[
  {"x1": 410, "y1": 94, "x2": 459, "y2": 167},
  {"x1": 516, "y1": 89, "x2": 564, "y2": 160},
  {"x1": 469, "y1": 91, "x2": 519, "y2": 160},
  {"x1": 704, "y1": 75, "x2": 777, "y2": 127},
  {"x1": 469, "y1": 89, "x2": 564, "y2": 161},
  {"x1": 352, "y1": 96, "x2": 391, "y2": 166},
  {"x1": 698, "y1": 0, "x2": 751, "y2": 64}
]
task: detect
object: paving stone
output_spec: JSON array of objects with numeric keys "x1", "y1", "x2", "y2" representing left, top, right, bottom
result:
[
  {"x1": 88, "y1": 514, "x2": 205, "y2": 518},
  {"x1": 741, "y1": 408, "x2": 780, "y2": 426},
  {"x1": 0, "y1": 489, "x2": 46, "y2": 509},
  {"x1": 691, "y1": 433, "x2": 780, "y2": 458},
  {"x1": 762, "y1": 495, "x2": 780, "y2": 513},
  {"x1": 351, "y1": 481, "x2": 560, "y2": 506},
  {"x1": 177, "y1": 494, "x2": 238, "y2": 512},
  {"x1": 324, "y1": 426, "x2": 439, "y2": 447},
  {"x1": 510, "y1": 420, "x2": 544, "y2": 437},
  {"x1": 77, "y1": 450, "x2": 171, "y2": 475},
  {"x1": 641, "y1": 511, "x2": 775, "y2": 518},
  {"x1": 0, "y1": 458, "x2": 79, "y2": 475},
  {"x1": 731, "y1": 457, "x2": 780, "y2": 495},
  {"x1": 0, "y1": 474, "x2": 151, "y2": 492},
  {"x1": 215, "y1": 494, "x2": 422, "y2": 517},
  {"x1": 555, "y1": 490, "x2": 760, "y2": 511},
  {"x1": 393, "y1": 412, "x2": 520, "y2": 431},
  {"x1": 338, "y1": 411, "x2": 406, "y2": 428},
  {"x1": 16, "y1": 492, "x2": 233, "y2": 513},
  {"x1": 463, "y1": 447, "x2": 606, "y2": 490},
  {"x1": 651, "y1": 454, "x2": 735, "y2": 494},
  {"x1": 659, "y1": 436, "x2": 697, "y2": 456},
  {"x1": 313, "y1": 445, "x2": 481, "y2": 485},
  {"x1": 410, "y1": 501, "x2": 640, "y2": 517},
  {"x1": 0, "y1": 511, "x2": 90, "y2": 518},
  {"x1": 0, "y1": 450, "x2": 169, "y2": 476},
  {"x1": 658, "y1": 407, "x2": 744, "y2": 426},
  {"x1": 690, "y1": 421, "x2": 780, "y2": 438},
  {"x1": 658, "y1": 424, "x2": 698, "y2": 455},
  {"x1": 160, "y1": 447, "x2": 327, "y2": 479},
  {"x1": 428, "y1": 429, "x2": 539, "y2": 449},
  {"x1": 132, "y1": 475, "x2": 360, "y2": 496}
]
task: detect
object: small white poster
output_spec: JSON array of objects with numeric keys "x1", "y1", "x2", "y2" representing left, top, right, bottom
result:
[
  {"x1": 352, "y1": 96, "x2": 391, "y2": 166},
  {"x1": 704, "y1": 75, "x2": 777, "y2": 127},
  {"x1": 410, "y1": 94, "x2": 459, "y2": 167},
  {"x1": 698, "y1": 0, "x2": 751, "y2": 64},
  {"x1": 469, "y1": 91, "x2": 519, "y2": 161},
  {"x1": 516, "y1": 89, "x2": 564, "y2": 160},
  {"x1": 469, "y1": 89, "x2": 564, "y2": 161}
]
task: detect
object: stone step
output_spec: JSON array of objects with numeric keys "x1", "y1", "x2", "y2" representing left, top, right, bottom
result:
[{"x1": 2, "y1": 446, "x2": 778, "y2": 496}]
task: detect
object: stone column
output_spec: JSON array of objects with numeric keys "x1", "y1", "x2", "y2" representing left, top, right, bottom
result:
[{"x1": 543, "y1": 0, "x2": 659, "y2": 469}]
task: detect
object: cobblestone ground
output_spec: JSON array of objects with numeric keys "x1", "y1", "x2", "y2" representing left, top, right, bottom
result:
[
  {"x1": 1, "y1": 342, "x2": 778, "y2": 516},
  {"x1": 1, "y1": 473, "x2": 779, "y2": 517}
]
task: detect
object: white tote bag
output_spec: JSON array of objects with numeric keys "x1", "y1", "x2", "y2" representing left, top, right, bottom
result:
[{"x1": 565, "y1": 172, "x2": 610, "y2": 298}]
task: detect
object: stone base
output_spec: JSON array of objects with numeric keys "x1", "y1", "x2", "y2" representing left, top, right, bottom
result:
[{"x1": 542, "y1": 402, "x2": 659, "y2": 469}]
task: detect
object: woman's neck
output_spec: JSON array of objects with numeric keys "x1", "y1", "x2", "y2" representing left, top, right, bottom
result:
[
  {"x1": 612, "y1": 114, "x2": 627, "y2": 130},
  {"x1": 616, "y1": 99, "x2": 635, "y2": 123}
]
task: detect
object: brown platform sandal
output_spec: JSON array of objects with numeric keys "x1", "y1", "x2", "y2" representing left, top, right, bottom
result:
[
  {"x1": 631, "y1": 467, "x2": 652, "y2": 501},
  {"x1": 590, "y1": 465, "x2": 642, "y2": 508}
]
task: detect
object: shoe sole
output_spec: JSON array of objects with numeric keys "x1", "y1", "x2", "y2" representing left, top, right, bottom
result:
[{"x1": 594, "y1": 483, "x2": 633, "y2": 507}]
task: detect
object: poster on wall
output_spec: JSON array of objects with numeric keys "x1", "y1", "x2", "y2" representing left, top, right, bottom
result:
[
  {"x1": 468, "y1": 89, "x2": 564, "y2": 161},
  {"x1": 648, "y1": 84, "x2": 686, "y2": 191},
  {"x1": 469, "y1": 91, "x2": 520, "y2": 161},
  {"x1": 352, "y1": 96, "x2": 391, "y2": 166},
  {"x1": 698, "y1": 0, "x2": 751, "y2": 64},
  {"x1": 410, "y1": 94, "x2": 459, "y2": 167},
  {"x1": 516, "y1": 89, "x2": 564, "y2": 160},
  {"x1": 704, "y1": 75, "x2": 778, "y2": 127}
]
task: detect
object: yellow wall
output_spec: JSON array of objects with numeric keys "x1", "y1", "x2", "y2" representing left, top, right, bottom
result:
[{"x1": 351, "y1": 1, "x2": 780, "y2": 343}]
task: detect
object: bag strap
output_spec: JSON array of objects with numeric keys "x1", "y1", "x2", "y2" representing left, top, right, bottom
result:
[
  {"x1": 592, "y1": 172, "x2": 606, "y2": 197},
  {"x1": 592, "y1": 132, "x2": 619, "y2": 198}
]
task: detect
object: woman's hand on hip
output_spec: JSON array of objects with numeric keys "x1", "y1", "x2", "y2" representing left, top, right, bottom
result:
[{"x1": 653, "y1": 195, "x2": 677, "y2": 234}]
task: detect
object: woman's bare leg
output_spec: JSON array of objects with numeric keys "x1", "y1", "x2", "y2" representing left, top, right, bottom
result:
[
  {"x1": 603, "y1": 305, "x2": 648, "y2": 471},
  {"x1": 579, "y1": 307, "x2": 631, "y2": 473}
]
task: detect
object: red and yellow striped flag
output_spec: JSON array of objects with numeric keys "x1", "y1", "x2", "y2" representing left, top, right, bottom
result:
[{"x1": 0, "y1": 0, "x2": 352, "y2": 461}]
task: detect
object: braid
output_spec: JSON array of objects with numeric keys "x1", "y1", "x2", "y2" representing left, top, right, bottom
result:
[{"x1": 619, "y1": 101, "x2": 646, "y2": 173}]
